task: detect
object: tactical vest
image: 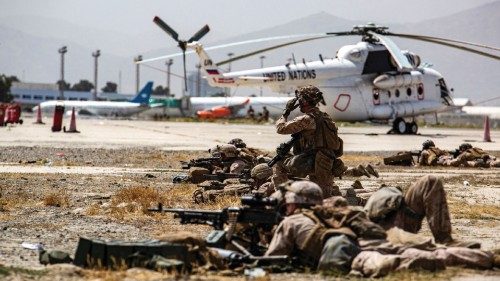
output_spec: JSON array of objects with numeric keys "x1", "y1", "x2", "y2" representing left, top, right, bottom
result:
[
  {"x1": 425, "y1": 147, "x2": 447, "y2": 165},
  {"x1": 295, "y1": 109, "x2": 342, "y2": 156},
  {"x1": 465, "y1": 147, "x2": 488, "y2": 160}
]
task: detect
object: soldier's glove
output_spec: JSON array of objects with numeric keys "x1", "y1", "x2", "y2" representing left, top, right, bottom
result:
[{"x1": 282, "y1": 97, "x2": 298, "y2": 118}]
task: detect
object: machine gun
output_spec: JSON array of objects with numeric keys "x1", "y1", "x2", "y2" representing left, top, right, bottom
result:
[
  {"x1": 267, "y1": 133, "x2": 300, "y2": 167},
  {"x1": 148, "y1": 193, "x2": 282, "y2": 257},
  {"x1": 180, "y1": 156, "x2": 233, "y2": 170},
  {"x1": 202, "y1": 169, "x2": 252, "y2": 182}
]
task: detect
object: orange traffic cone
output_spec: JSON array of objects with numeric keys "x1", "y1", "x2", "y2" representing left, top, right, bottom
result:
[
  {"x1": 34, "y1": 105, "x2": 44, "y2": 124},
  {"x1": 63, "y1": 107, "x2": 80, "y2": 133},
  {"x1": 483, "y1": 115, "x2": 491, "y2": 142}
]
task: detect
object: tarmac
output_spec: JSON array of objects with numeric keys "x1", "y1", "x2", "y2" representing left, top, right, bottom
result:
[{"x1": 1, "y1": 117, "x2": 499, "y2": 152}]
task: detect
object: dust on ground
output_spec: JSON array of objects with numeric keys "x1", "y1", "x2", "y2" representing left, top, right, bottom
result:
[{"x1": 0, "y1": 146, "x2": 499, "y2": 280}]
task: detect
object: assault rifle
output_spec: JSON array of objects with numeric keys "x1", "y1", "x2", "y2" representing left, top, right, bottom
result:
[
  {"x1": 148, "y1": 193, "x2": 282, "y2": 257},
  {"x1": 180, "y1": 156, "x2": 233, "y2": 170},
  {"x1": 267, "y1": 133, "x2": 300, "y2": 167},
  {"x1": 202, "y1": 169, "x2": 252, "y2": 182}
]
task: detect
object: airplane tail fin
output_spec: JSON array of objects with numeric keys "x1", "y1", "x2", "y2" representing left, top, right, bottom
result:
[
  {"x1": 187, "y1": 42, "x2": 235, "y2": 86},
  {"x1": 129, "y1": 81, "x2": 154, "y2": 104}
]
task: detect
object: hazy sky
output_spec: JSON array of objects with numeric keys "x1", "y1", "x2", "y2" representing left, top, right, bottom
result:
[{"x1": 1, "y1": 0, "x2": 497, "y2": 38}]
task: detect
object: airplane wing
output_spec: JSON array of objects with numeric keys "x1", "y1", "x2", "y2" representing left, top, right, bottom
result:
[{"x1": 228, "y1": 98, "x2": 250, "y2": 114}]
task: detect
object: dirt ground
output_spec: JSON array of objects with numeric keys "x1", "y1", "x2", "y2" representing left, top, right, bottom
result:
[{"x1": 0, "y1": 146, "x2": 499, "y2": 280}]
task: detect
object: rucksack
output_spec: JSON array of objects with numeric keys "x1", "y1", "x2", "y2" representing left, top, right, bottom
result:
[
  {"x1": 363, "y1": 186, "x2": 404, "y2": 221},
  {"x1": 311, "y1": 111, "x2": 343, "y2": 157}
]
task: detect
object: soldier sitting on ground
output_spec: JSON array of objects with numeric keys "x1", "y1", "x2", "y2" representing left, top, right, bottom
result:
[{"x1": 265, "y1": 178, "x2": 499, "y2": 277}]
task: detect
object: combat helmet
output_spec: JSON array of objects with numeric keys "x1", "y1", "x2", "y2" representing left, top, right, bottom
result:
[
  {"x1": 284, "y1": 180, "x2": 323, "y2": 205},
  {"x1": 209, "y1": 144, "x2": 239, "y2": 158},
  {"x1": 422, "y1": 139, "x2": 435, "y2": 150},
  {"x1": 459, "y1": 143, "x2": 473, "y2": 151},
  {"x1": 251, "y1": 163, "x2": 273, "y2": 180},
  {"x1": 228, "y1": 138, "x2": 247, "y2": 148},
  {"x1": 295, "y1": 85, "x2": 326, "y2": 107}
]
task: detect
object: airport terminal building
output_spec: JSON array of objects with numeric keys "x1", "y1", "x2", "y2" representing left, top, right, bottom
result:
[{"x1": 10, "y1": 82, "x2": 130, "y2": 109}]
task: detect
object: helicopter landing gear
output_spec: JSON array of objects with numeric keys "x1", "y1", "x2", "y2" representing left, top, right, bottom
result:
[
  {"x1": 389, "y1": 118, "x2": 418, "y2": 135},
  {"x1": 407, "y1": 121, "x2": 418, "y2": 134}
]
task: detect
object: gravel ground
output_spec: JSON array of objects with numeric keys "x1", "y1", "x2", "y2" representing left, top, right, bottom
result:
[{"x1": 0, "y1": 146, "x2": 499, "y2": 281}]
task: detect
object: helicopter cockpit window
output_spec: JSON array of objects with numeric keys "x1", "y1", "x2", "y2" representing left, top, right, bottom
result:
[
  {"x1": 407, "y1": 88, "x2": 412, "y2": 96},
  {"x1": 362, "y1": 50, "x2": 397, "y2": 74}
]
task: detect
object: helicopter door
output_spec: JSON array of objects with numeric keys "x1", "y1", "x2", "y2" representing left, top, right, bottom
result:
[
  {"x1": 417, "y1": 83, "x2": 424, "y2": 100},
  {"x1": 372, "y1": 88, "x2": 381, "y2": 105},
  {"x1": 438, "y1": 78, "x2": 453, "y2": 105}
]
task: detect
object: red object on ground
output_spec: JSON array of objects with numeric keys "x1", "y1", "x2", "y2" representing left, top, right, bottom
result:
[
  {"x1": 483, "y1": 115, "x2": 491, "y2": 142},
  {"x1": 0, "y1": 103, "x2": 7, "y2": 126},
  {"x1": 34, "y1": 104, "x2": 44, "y2": 124},
  {"x1": 52, "y1": 104, "x2": 65, "y2": 132},
  {"x1": 64, "y1": 107, "x2": 79, "y2": 133},
  {"x1": 4, "y1": 103, "x2": 23, "y2": 125}
]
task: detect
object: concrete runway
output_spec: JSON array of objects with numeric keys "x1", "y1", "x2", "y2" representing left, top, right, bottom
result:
[{"x1": 1, "y1": 117, "x2": 499, "y2": 151}]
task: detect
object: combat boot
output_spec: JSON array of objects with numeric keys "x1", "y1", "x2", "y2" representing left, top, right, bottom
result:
[
  {"x1": 351, "y1": 180, "x2": 363, "y2": 189},
  {"x1": 357, "y1": 165, "x2": 371, "y2": 178},
  {"x1": 444, "y1": 239, "x2": 481, "y2": 249},
  {"x1": 365, "y1": 164, "x2": 379, "y2": 178}
]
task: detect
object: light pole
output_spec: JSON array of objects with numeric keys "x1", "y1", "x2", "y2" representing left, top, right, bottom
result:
[
  {"x1": 226, "y1": 52, "x2": 234, "y2": 97},
  {"x1": 196, "y1": 64, "x2": 201, "y2": 97},
  {"x1": 166, "y1": 59, "x2": 173, "y2": 96},
  {"x1": 227, "y1": 52, "x2": 234, "y2": 72},
  {"x1": 134, "y1": 55, "x2": 142, "y2": 93},
  {"x1": 58, "y1": 46, "x2": 67, "y2": 100},
  {"x1": 259, "y1": 55, "x2": 266, "y2": 97},
  {"x1": 92, "y1": 49, "x2": 100, "y2": 100}
]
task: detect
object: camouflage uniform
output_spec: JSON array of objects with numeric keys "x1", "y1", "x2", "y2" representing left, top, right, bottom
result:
[
  {"x1": 342, "y1": 164, "x2": 379, "y2": 178},
  {"x1": 265, "y1": 178, "x2": 497, "y2": 274},
  {"x1": 367, "y1": 175, "x2": 453, "y2": 244},
  {"x1": 209, "y1": 144, "x2": 249, "y2": 174},
  {"x1": 272, "y1": 85, "x2": 342, "y2": 197},
  {"x1": 419, "y1": 147, "x2": 450, "y2": 166},
  {"x1": 447, "y1": 146, "x2": 498, "y2": 167}
]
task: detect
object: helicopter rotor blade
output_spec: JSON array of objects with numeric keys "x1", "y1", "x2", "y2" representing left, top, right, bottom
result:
[
  {"x1": 188, "y1": 25, "x2": 210, "y2": 43},
  {"x1": 388, "y1": 32, "x2": 500, "y2": 52},
  {"x1": 153, "y1": 16, "x2": 179, "y2": 42},
  {"x1": 137, "y1": 33, "x2": 334, "y2": 64},
  {"x1": 215, "y1": 35, "x2": 343, "y2": 66},
  {"x1": 388, "y1": 33, "x2": 500, "y2": 60}
]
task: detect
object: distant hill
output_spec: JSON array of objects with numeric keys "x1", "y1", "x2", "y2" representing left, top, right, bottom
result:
[{"x1": 0, "y1": 3, "x2": 498, "y2": 103}]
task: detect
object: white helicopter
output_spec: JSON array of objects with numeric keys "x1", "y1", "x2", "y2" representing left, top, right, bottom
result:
[{"x1": 142, "y1": 17, "x2": 500, "y2": 134}]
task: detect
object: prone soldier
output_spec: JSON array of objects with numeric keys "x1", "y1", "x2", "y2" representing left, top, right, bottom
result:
[
  {"x1": 264, "y1": 178, "x2": 499, "y2": 276},
  {"x1": 446, "y1": 143, "x2": 500, "y2": 167}
]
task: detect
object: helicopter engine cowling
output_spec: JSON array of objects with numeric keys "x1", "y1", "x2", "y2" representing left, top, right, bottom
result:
[{"x1": 373, "y1": 71, "x2": 423, "y2": 89}]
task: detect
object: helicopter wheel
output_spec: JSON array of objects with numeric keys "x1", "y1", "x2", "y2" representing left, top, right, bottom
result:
[
  {"x1": 407, "y1": 121, "x2": 418, "y2": 134},
  {"x1": 393, "y1": 118, "x2": 407, "y2": 134}
]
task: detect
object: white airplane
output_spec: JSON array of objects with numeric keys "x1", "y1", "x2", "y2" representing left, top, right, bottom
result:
[
  {"x1": 142, "y1": 18, "x2": 500, "y2": 134},
  {"x1": 36, "y1": 82, "x2": 158, "y2": 117}
]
